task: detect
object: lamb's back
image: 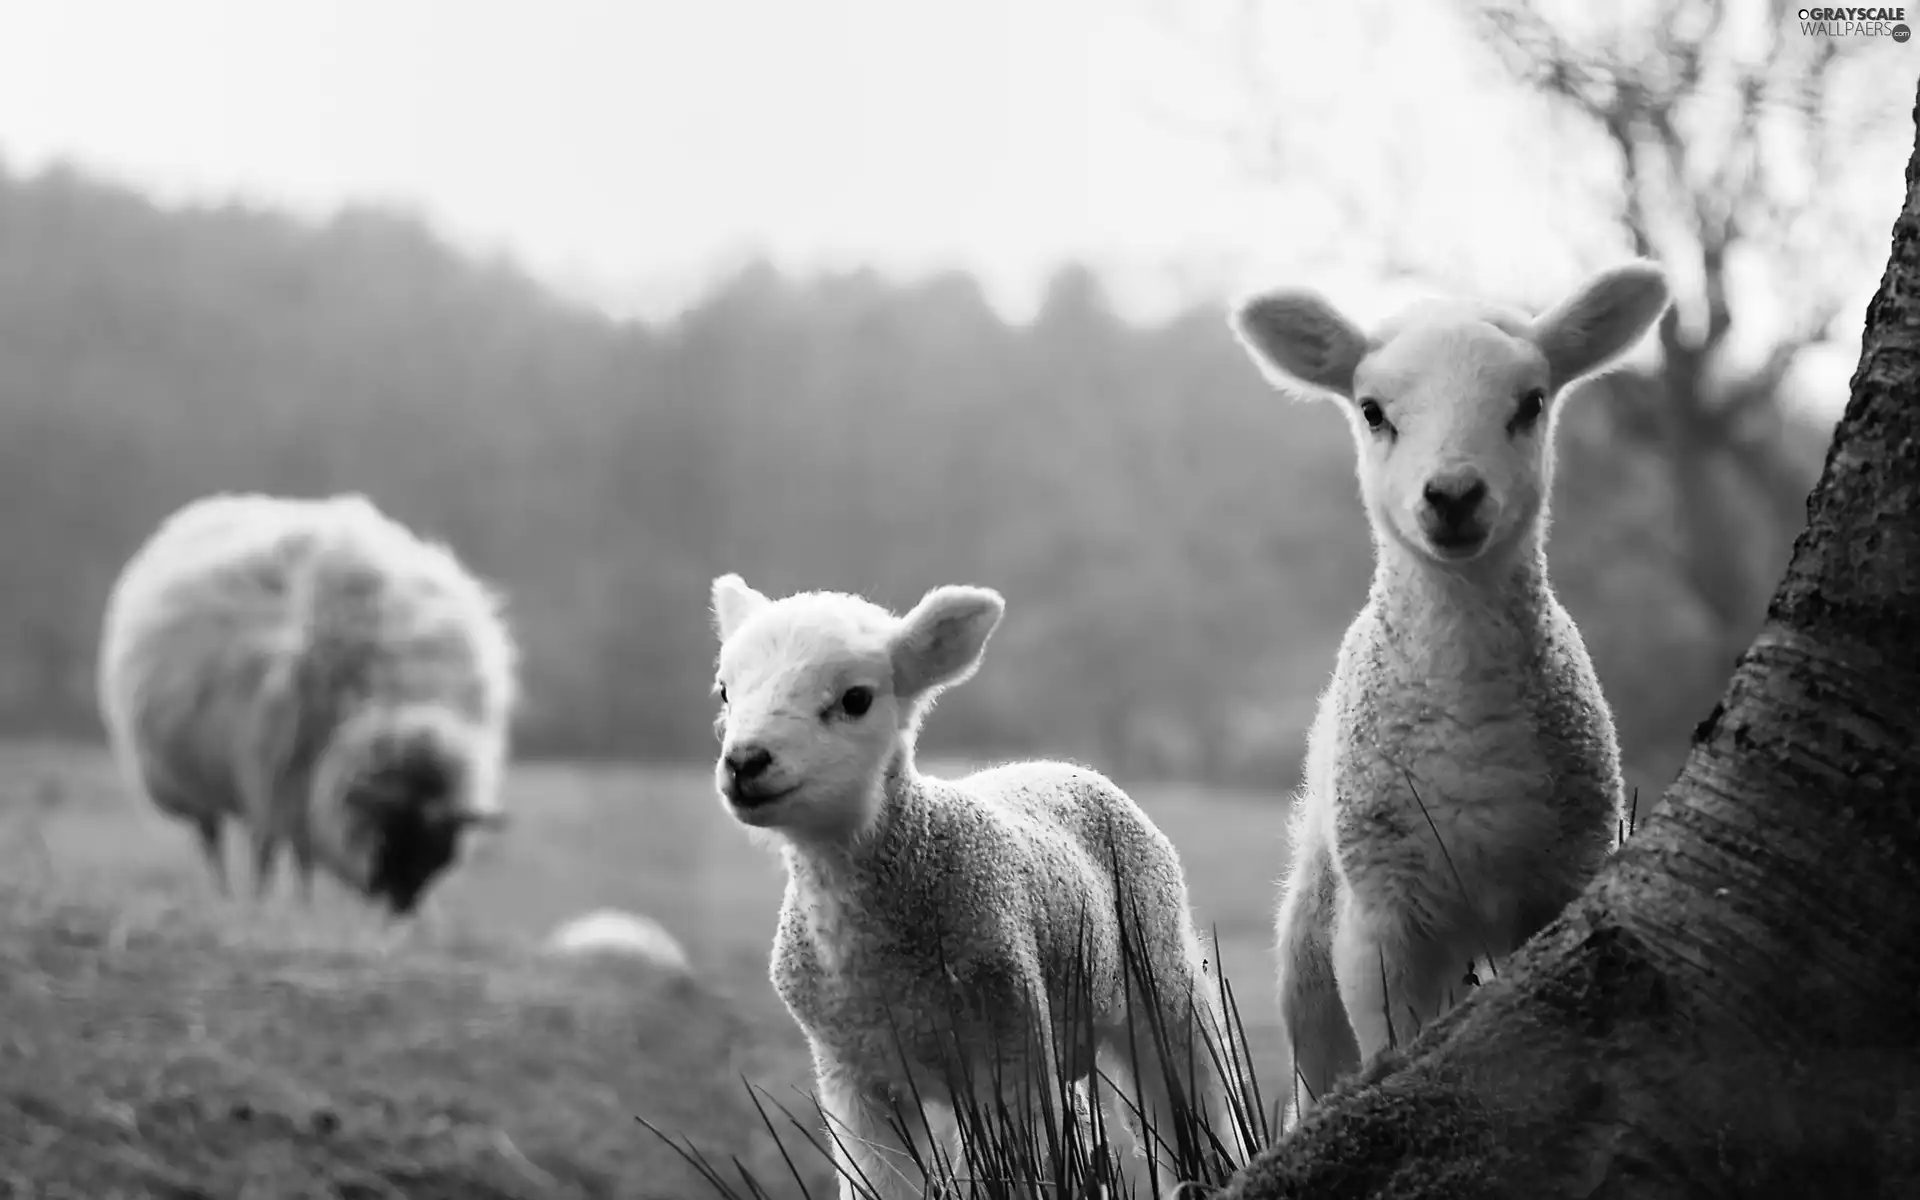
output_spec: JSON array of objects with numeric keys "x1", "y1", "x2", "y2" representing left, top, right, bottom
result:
[
  {"x1": 963, "y1": 761, "x2": 1198, "y2": 989},
  {"x1": 771, "y1": 764, "x2": 1180, "y2": 1089},
  {"x1": 959, "y1": 761, "x2": 1143, "y2": 894}
]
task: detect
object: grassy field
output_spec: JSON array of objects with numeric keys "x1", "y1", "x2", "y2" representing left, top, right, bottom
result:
[{"x1": 0, "y1": 739, "x2": 1293, "y2": 1199}]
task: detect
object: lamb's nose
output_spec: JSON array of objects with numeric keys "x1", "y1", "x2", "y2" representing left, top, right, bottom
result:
[
  {"x1": 1423, "y1": 475, "x2": 1488, "y2": 525},
  {"x1": 724, "y1": 745, "x2": 773, "y2": 783}
]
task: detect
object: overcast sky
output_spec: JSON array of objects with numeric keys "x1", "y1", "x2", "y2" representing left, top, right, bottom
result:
[
  {"x1": 0, "y1": 0, "x2": 1905, "y2": 409},
  {"x1": 0, "y1": 0, "x2": 1583, "y2": 313}
]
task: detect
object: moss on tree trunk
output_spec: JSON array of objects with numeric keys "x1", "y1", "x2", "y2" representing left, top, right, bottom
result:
[{"x1": 1220, "y1": 80, "x2": 1920, "y2": 1200}]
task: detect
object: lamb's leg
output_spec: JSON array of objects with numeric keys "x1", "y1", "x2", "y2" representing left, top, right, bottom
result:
[
  {"x1": 817, "y1": 1068, "x2": 946, "y2": 1200},
  {"x1": 1096, "y1": 1011, "x2": 1225, "y2": 1194},
  {"x1": 1096, "y1": 941, "x2": 1245, "y2": 1193},
  {"x1": 1331, "y1": 893, "x2": 1457, "y2": 1066},
  {"x1": 1275, "y1": 818, "x2": 1357, "y2": 1122},
  {"x1": 1453, "y1": 883, "x2": 1581, "y2": 994},
  {"x1": 955, "y1": 988, "x2": 1079, "y2": 1191}
]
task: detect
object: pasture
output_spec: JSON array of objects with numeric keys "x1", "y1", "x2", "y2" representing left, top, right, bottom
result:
[{"x1": 0, "y1": 739, "x2": 1292, "y2": 1198}]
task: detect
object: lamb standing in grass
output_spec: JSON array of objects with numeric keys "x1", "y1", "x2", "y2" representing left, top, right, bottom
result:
[
  {"x1": 97, "y1": 491, "x2": 518, "y2": 915},
  {"x1": 709, "y1": 574, "x2": 1241, "y2": 1199},
  {"x1": 1228, "y1": 262, "x2": 1673, "y2": 1119}
]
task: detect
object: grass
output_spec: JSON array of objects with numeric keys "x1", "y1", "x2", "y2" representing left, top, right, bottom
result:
[
  {"x1": 0, "y1": 739, "x2": 1293, "y2": 1199},
  {"x1": 650, "y1": 892, "x2": 1279, "y2": 1199},
  {"x1": 663, "y1": 774, "x2": 1657, "y2": 1199}
]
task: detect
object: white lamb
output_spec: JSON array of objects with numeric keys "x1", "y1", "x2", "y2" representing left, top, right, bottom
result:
[
  {"x1": 96, "y1": 490, "x2": 518, "y2": 915},
  {"x1": 708, "y1": 574, "x2": 1243, "y2": 1200},
  {"x1": 1227, "y1": 262, "x2": 1673, "y2": 1119}
]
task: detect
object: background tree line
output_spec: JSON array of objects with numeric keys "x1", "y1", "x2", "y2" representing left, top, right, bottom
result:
[{"x1": 0, "y1": 159, "x2": 1830, "y2": 792}]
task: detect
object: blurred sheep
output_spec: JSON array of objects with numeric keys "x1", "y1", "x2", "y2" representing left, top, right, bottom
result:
[{"x1": 96, "y1": 491, "x2": 519, "y2": 915}]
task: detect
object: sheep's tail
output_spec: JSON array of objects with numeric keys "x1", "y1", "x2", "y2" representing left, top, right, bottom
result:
[{"x1": 1273, "y1": 803, "x2": 1357, "y2": 1127}]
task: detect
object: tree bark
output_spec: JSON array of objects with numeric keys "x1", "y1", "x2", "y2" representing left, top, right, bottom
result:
[{"x1": 1221, "y1": 81, "x2": 1920, "y2": 1200}]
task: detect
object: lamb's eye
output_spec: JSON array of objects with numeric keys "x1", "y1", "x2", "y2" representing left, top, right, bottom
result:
[
  {"x1": 1512, "y1": 388, "x2": 1546, "y2": 431},
  {"x1": 716, "y1": 683, "x2": 728, "y2": 705},
  {"x1": 1358, "y1": 399, "x2": 1389, "y2": 433},
  {"x1": 840, "y1": 686, "x2": 874, "y2": 718}
]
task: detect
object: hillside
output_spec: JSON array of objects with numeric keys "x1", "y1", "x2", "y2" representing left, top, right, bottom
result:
[{"x1": 0, "y1": 887, "x2": 831, "y2": 1199}]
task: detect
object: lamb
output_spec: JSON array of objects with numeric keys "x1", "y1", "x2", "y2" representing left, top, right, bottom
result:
[
  {"x1": 96, "y1": 490, "x2": 518, "y2": 916},
  {"x1": 1227, "y1": 261, "x2": 1673, "y2": 1119},
  {"x1": 708, "y1": 573, "x2": 1242, "y2": 1199}
]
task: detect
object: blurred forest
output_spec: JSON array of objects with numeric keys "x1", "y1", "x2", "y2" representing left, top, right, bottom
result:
[{"x1": 0, "y1": 159, "x2": 1832, "y2": 790}]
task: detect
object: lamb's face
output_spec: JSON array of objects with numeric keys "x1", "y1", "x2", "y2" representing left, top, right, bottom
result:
[
  {"x1": 709, "y1": 575, "x2": 1005, "y2": 842},
  {"x1": 1229, "y1": 262, "x2": 1673, "y2": 571},
  {"x1": 711, "y1": 594, "x2": 906, "y2": 838},
  {"x1": 1348, "y1": 309, "x2": 1554, "y2": 565}
]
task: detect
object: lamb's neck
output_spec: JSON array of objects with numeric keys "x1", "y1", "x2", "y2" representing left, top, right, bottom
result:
[
  {"x1": 1370, "y1": 535, "x2": 1554, "y2": 664},
  {"x1": 780, "y1": 751, "x2": 935, "y2": 896}
]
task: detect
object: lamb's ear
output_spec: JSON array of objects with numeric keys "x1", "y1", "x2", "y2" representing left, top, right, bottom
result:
[
  {"x1": 711, "y1": 573, "x2": 771, "y2": 642},
  {"x1": 1530, "y1": 261, "x2": 1672, "y2": 390},
  {"x1": 890, "y1": 586, "x2": 1006, "y2": 700},
  {"x1": 1229, "y1": 289, "x2": 1368, "y2": 398}
]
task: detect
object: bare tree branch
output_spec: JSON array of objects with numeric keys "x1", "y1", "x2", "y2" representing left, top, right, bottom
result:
[
  {"x1": 1599, "y1": 104, "x2": 1659, "y2": 259},
  {"x1": 1467, "y1": 0, "x2": 1886, "y2": 409}
]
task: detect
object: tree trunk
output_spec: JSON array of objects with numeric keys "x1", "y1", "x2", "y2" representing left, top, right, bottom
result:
[{"x1": 1221, "y1": 82, "x2": 1920, "y2": 1200}]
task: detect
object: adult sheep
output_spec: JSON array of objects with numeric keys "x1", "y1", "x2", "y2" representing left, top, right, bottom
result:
[
  {"x1": 1228, "y1": 262, "x2": 1672, "y2": 1121},
  {"x1": 708, "y1": 574, "x2": 1245, "y2": 1200},
  {"x1": 96, "y1": 491, "x2": 518, "y2": 915}
]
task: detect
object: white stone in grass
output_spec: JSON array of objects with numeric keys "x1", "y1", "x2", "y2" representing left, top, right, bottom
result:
[{"x1": 542, "y1": 908, "x2": 690, "y2": 974}]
